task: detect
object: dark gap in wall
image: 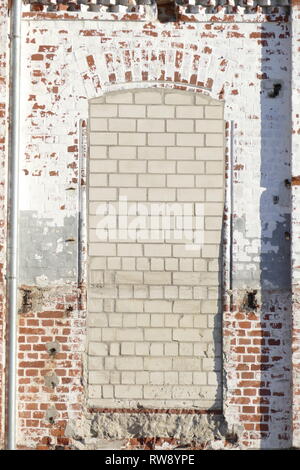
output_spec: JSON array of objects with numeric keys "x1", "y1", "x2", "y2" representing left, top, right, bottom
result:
[
  {"x1": 157, "y1": 0, "x2": 177, "y2": 22},
  {"x1": 268, "y1": 82, "x2": 282, "y2": 98},
  {"x1": 247, "y1": 290, "x2": 258, "y2": 310}
]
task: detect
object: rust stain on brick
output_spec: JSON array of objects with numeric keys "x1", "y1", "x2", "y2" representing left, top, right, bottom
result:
[
  {"x1": 292, "y1": 176, "x2": 300, "y2": 185},
  {"x1": 31, "y1": 54, "x2": 43, "y2": 61},
  {"x1": 86, "y1": 55, "x2": 95, "y2": 72}
]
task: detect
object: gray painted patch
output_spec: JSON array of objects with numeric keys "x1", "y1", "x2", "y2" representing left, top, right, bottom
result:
[
  {"x1": 233, "y1": 214, "x2": 291, "y2": 289},
  {"x1": 260, "y1": 214, "x2": 291, "y2": 289},
  {"x1": 19, "y1": 211, "x2": 78, "y2": 284}
]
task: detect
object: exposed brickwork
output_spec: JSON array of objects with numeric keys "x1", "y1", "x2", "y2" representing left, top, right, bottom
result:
[
  {"x1": 21, "y1": 0, "x2": 291, "y2": 19},
  {"x1": 224, "y1": 292, "x2": 292, "y2": 448},
  {"x1": 0, "y1": 0, "x2": 297, "y2": 450},
  {"x1": 17, "y1": 286, "x2": 86, "y2": 449}
]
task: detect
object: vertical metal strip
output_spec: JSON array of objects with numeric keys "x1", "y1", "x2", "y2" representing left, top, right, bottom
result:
[
  {"x1": 7, "y1": 0, "x2": 22, "y2": 450},
  {"x1": 230, "y1": 120, "x2": 234, "y2": 297},
  {"x1": 222, "y1": 119, "x2": 234, "y2": 408},
  {"x1": 78, "y1": 119, "x2": 87, "y2": 305}
]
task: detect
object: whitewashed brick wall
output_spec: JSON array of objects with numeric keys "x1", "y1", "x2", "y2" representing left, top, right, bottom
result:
[
  {"x1": 87, "y1": 88, "x2": 225, "y2": 409},
  {"x1": 6, "y1": 11, "x2": 292, "y2": 449}
]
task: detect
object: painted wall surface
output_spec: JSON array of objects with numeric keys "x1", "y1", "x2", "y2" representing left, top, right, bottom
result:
[{"x1": 0, "y1": 0, "x2": 299, "y2": 450}]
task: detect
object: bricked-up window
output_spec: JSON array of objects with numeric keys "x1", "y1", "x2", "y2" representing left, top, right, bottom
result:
[{"x1": 87, "y1": 88, "x2": 225, "y2": 410}]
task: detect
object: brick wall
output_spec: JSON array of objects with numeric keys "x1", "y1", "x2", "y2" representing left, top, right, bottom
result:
[
  {"x1": 17, "y1": 286, "x2": 85, "y2": 450},
  {"x1": 87, "y1": 88, "x2": 224, "y2": 409},
  {"x1": 0, "y1": 3, "x2": 295, "y2": 449}
]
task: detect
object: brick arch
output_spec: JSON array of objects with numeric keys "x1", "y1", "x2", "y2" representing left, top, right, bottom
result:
[
  {"x1": 88, "y1": 83, "x2": 222, "y2": 105},
  {"x1": 86, "y1": 79, "x2": 226, "y2": 108},
  {"x1": 76, "y1": 44, "x2": 235, "y2": 107}
]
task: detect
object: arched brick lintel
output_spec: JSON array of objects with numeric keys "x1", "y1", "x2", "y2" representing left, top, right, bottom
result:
[
  {"x1": 88, "y1": 80, "x2": 225, "y2": 103},
  {"x1": 76, "y1": 43, "x2": 239, "y2": 119},
  {"x1": 79, "y1": 48, "x2": 234, "y2": 107}
]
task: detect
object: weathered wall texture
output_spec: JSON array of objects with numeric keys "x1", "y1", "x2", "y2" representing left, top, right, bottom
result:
[{"x1": 0, "y1": 0, "x2": 298, "y2": 450}]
